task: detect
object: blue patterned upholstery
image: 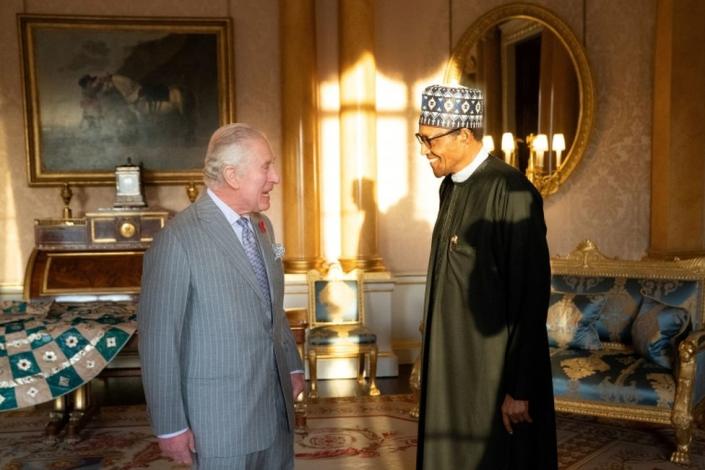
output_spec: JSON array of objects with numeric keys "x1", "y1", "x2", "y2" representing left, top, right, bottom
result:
[
  {"x1": 308, "y1": 325, "x2": 376, "y2": 346},
  {"x1": 550, "y1": 346, "x2": 675, "y2": 408},
  {"x1": 547, "y1": 293, "x2": 605, "y2": 350},
  {"x1": 551, "y1": 276, "x2": 699, "y2": 341},
  {"x1": 631, "y1": 297, "x2": 691, "y2": 369},
  {"x1": 550, "y1": 244, "x2": 705, "y2": 463}
]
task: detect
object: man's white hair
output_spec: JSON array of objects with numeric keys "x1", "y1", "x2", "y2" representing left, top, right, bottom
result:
[{"x1": 202, "y1": 123, "x2": 267, "y2": 187}]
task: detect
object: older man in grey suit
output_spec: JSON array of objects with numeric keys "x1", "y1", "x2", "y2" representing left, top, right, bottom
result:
[{"x1": 138, "y1": 123, "x2": 305, "y2": 469}]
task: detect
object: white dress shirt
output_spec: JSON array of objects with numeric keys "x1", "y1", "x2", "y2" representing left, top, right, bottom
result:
[{"x1": 451, "y1": 147, "x2": 490, "y2": 183}]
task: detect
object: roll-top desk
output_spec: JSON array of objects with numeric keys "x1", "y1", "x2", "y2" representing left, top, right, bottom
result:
[{"x1": 23, "y1": 208, "x2": 169, "y2": 440}]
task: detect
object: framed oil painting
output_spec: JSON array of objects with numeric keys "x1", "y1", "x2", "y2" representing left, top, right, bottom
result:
[{"x1": 18, "y1": 14, "x2": 235, "y2": 185}]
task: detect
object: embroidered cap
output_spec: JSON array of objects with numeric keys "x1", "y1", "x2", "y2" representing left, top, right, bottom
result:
[{"x1": 419, "y1": 84, "x2": 483, "y2": 129}]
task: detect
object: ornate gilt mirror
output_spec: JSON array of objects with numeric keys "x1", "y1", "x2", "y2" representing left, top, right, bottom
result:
[{"x1": 445, "y1": 3, "x2": 594, "y2": 197}]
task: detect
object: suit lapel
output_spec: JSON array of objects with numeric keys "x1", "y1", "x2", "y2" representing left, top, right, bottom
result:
[{"x1": 195, "y1": 194, "x2": 267, "y2": 304}]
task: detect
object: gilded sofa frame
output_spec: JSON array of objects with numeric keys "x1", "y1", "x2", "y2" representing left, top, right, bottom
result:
[{"x1": 551, "y1": 240, "x2": 705, "y2": 464}]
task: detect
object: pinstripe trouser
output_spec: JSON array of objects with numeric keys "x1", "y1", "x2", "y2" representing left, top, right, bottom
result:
[{"x1": 193, "y1": 388, "x2": 293, "y2": 470}]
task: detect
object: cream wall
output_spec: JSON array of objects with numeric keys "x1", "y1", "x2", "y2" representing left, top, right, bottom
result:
[
  {"x1": 1, "y1": 0, "x2": 655, "y2": 291},
  {"x1": 376, "y1": 0, "x2": 656, "y2": 273}
]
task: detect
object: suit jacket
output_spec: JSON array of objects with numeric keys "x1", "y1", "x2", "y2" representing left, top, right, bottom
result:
[{"x1": 138, "y1": 193, "x2": 303, "y2": 458}]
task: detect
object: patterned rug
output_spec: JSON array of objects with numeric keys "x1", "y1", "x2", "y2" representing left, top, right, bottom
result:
[{"x1": 0, "y1": 394, "x2": 703, "y2": 469}]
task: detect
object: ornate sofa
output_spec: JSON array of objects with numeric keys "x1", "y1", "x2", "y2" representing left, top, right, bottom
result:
[{"x1": 549, "y1": 241, "x2": 705, "y2": 464}]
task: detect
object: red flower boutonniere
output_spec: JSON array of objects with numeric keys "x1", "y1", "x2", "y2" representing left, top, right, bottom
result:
[{"x1": 258, "y1": 220, "x2": 267, "y2": 234}]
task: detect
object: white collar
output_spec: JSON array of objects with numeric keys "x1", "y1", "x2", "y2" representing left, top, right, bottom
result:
[
  {"x1": 451, "y1": 147, "x2": 490, "y2": 183},
  {"x1": 207, "y1": 188, "x2": 246, "y2": 225}
]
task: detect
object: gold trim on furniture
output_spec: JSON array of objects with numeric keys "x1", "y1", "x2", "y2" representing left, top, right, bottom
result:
[
  {"x1": 552, "y1": 240, "x2": 705, "y2": 464},
  {"x1": 444, "y1": 3, "x2": 595, "y2": 198}
]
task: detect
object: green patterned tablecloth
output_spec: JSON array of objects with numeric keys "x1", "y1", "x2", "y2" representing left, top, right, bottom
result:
[{"x1": 0, "y1": 301, "x2": 136, "y2": 411}]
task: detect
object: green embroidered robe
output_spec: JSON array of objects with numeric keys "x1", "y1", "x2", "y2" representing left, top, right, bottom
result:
[{"x1": 417, "y1": 155, "x2": 557, "y2": 469}]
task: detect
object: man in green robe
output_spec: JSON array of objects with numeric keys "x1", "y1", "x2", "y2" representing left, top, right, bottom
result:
[{"x1": 415, "y1": 84, "x2": 557, "y2": 469}]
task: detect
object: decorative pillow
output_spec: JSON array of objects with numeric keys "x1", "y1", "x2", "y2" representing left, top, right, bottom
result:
[
  {"x1": 547, "y1": 293, "x2": 606, "y2": 350},
  {"x1": 631, "y1": 296, "x2": 691, "y2": 369},
  {"x1": 596, "y1": 286, "x2": 640, "y2": 343}
]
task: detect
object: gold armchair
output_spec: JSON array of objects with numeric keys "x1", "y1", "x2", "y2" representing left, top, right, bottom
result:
[{"x1": 306, "y1": 265, "x2": 380, "y2": 399}]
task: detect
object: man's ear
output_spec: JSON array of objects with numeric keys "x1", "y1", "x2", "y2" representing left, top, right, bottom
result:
[{"x1": 222, "y1": 165, "x2": 240, "y2": 189}]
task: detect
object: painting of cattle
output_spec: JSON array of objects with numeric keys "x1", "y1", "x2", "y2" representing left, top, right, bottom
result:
[{"x1": 18, "y1": 15, "x2": 234, "y2": 185}]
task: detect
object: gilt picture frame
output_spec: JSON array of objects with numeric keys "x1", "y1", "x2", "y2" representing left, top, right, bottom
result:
[{"x1": 18, "y1": 14, "x2": 235, "y2": 185}]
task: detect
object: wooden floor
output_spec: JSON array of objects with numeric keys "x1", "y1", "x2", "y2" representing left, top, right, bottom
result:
[{"x1": 95, "y1": 364, "x2": 413, "y2": 406}]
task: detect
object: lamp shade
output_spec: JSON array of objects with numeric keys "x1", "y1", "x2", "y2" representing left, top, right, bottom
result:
[
  {"x1": 533, "y1": 134, "x2": 548, "y2": 153},
  {"x1": 501, "y1": 132, "x2": 515, "y2": 153},
  {"x1": 552, "y1": 133, "x2": 566, "y2": 152},
  {"x1": 482, "y1": 135, "x2": 495, "y2": 152}
]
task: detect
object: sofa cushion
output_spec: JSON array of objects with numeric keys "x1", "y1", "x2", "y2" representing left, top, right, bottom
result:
[
  {"x1": 631, "y1": 296, "x2": 691, "y2": 369},
  {"x1": 547, "y1": 293, "x2": 605, "y2": 350},
  {"x1": 550, "y1": 346, "x2": 675, "y2": 409},
  {"x1": 596, "y1": 282, "x2": 641, "y2": 343},
  {"x1": 551, "y1": 275, "x2": 700, "y2": 340}
]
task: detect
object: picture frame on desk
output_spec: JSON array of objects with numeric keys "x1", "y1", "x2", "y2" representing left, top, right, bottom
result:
[{"x1": 18, "y1": 14, "x2": 235, "y2": 186}]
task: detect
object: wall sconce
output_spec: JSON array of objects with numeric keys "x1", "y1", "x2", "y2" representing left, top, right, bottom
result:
[
  {"x1": 552, "y1": 133, "x2": 566, "y2": 168},
  {"x1": 482, "y1": 135, "x2": 495, "y2": 152},
  {"x1": 501, "y1": 132, "x2": 516, "y2": 167},
  {"x1": 486, "y1": 131, "x2": 565, "y2": 197}
]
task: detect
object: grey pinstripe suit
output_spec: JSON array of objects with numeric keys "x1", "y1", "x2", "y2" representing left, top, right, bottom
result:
[{"x1": 138, "y1": 193, "x2": 303, "y2": 460}]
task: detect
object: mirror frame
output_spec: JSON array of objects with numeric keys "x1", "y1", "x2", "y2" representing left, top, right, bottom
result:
[{"x1": 444, "y1": 3, "x2": 595, "y2": 197}]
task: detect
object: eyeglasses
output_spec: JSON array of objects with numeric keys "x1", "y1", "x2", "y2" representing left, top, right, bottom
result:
[{"x1": 415, "y1": 128, "x2": 462, "y2": 148}]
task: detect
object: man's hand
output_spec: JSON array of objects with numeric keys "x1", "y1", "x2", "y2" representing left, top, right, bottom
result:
[
  {"x1": 158, "y1": 429, "x2": 196, "y2": 465},
  {"x1": 291, "y1": 372, "x2": 305, "y2": 400},
  {"x1": 501, "y1": 394, "x2": 532, "y2": 434}
]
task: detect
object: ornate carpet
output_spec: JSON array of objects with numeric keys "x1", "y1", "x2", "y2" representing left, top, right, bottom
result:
[{"x1": 0, "y1": 394, "x2": 703, "y2": 469}]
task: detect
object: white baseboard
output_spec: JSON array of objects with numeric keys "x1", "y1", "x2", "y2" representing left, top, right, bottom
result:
[{"x1": 0, "y1": 284, "x2": 23, "y2": 301}]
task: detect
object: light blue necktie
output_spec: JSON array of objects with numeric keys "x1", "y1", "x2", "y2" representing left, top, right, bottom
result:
[{"x1": 236, "y1": 218, "x2": 272, "y2": 308}]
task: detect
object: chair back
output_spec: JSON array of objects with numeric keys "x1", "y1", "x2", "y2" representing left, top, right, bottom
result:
[{"x1": 306, "y1": 264, "x2": 365, "y2": 328}]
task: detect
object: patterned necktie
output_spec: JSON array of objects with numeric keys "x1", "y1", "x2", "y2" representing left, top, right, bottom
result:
[{"x1": 236, "y1": 218, "x2": 272, "y2": 307}]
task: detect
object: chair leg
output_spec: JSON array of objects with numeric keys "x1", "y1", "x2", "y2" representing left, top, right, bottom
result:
[
  {"x1": 357, "y1": 353, "x2": 366, "y2": 384},
  {"x1": 307, "y1": 349, "x2": 318, "y2": 400},
  {"x1": 670, "y1": 420, "x2": 692, "y2": 465},
  {"x1": 368, "y1": 346, "x2": 380, "y2": 396}
]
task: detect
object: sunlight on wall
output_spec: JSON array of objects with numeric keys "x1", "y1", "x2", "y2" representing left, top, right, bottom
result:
[
  {"x1": 412, "y1": 74, "x2": 446, "y2": 225},
  {"x1": 0, "y1": 126, "x2": 22, "y2": 287},
  {"x1": 376, "y1": 73, "x2": 408, "y2": 213},
  {"x1": 318, "y1": 66, "x2": 446, "y2": 263},
  {"x1": 319, "y1": 81, "x2": 342, "y2": 262}
]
